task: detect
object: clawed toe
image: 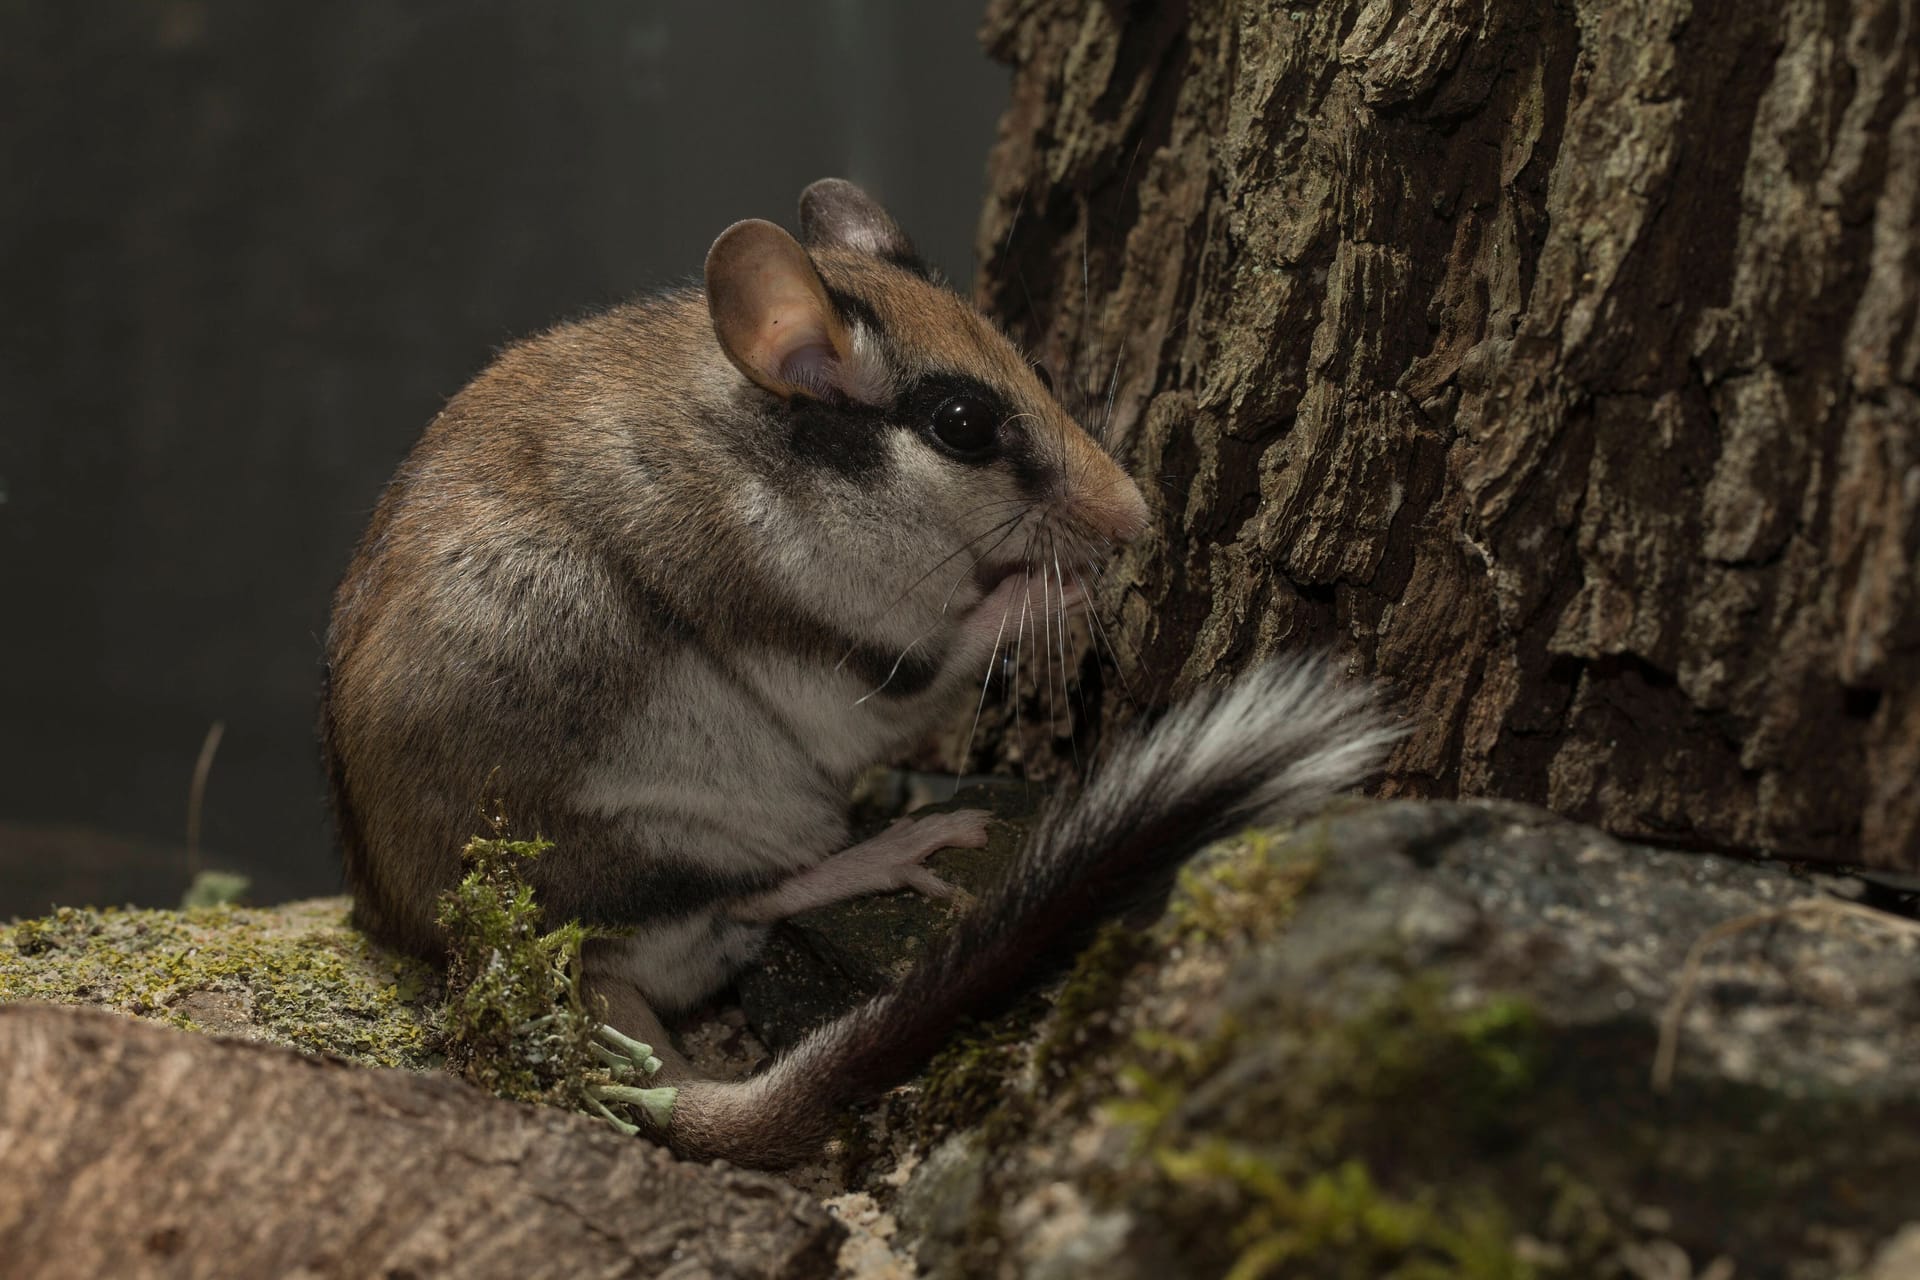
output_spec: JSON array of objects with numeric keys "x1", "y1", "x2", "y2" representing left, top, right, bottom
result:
[{"x1": 919, "y1": 808, "x2": 992, "y2": 850}]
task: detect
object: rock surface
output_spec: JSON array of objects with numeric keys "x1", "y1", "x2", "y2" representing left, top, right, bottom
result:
[
  {"x1": 0, "y1": 1002, "x2": 841, "y2": 1280},
  {"x1": 842, "y1": 801, "x2": 1920, "y2": 1279},
  {"x1": 7, "y1": 797, "x2": 1919, "y2": 1278}
]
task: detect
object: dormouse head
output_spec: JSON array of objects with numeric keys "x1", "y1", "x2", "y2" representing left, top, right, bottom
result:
[{"x1": 704, "y1": 179, "x2": 1150, "y2": 644}]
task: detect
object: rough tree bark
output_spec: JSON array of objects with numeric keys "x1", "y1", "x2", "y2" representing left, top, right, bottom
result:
[
  {"x1": 972, "y1": 0, "x2": 1920, "y2": 869},
  {"x1": 0, "y1": 1004, "x2": 841, "y2": 1280}
]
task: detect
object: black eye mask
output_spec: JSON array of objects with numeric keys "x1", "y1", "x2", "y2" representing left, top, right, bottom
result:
[{"x1": 782, "y1": 395, "x2": 890, "y2": 481}]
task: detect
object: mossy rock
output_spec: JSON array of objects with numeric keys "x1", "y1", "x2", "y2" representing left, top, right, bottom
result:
[
  {"x1": 0, "y1": 897, "x2": 440, "y2": 1069},
  {"x1": 0, "y1": 831, "x2": 658, "y2": 1138},
  {"x1": 892, "y1": 801, "x2": 1920, "y2": 1280}
]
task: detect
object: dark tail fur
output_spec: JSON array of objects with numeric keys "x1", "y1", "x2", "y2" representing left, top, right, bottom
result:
[{"x1": 667, "y1": 657, "x2": 1399, "y2": 1166}]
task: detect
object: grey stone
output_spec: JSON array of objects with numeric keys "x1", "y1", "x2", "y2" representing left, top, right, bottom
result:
[
  {"x1": 886, "y1": 800, "x2": 1920, "y2": 1279},
  {"x1": 895, "y1": 1134, "x2": 991, "y2": 1277}
]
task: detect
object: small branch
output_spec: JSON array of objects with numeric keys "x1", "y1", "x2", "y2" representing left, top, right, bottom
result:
[
  {"x1": 1652, "y1": 897, "x2": 1920, "y2": 1093},
  {"x1": 186, "y1": 720, "x2": 225, "y2": 879}
]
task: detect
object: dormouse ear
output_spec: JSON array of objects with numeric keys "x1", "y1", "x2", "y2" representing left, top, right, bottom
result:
[
  {"x1": 798, "y1": 178, "x2": 919, "y2": 265},
  {"x1": 706, "y1": 219, "x2": 855, "y2": 401}
]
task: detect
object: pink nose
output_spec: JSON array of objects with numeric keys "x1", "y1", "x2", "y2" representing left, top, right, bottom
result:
[{"x1": 1078, "y1": 471, "x2": 1152, "y2": 543}]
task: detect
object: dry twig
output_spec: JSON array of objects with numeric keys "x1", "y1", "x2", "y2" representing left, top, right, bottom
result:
[{"x1": 1652, "y1": 897, "x2": 1920, "y2": 1092}]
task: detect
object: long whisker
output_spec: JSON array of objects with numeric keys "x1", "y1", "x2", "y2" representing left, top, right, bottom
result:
[
  {"x1": 1053, "y1": 538, "x2": 1081, "y2": 774},
  {"x1": 1071, "y1": 559, "x2": 1137, "y2": 709},
  {"x1": 1101, "y1": 343, "x2": 1126, "y2": 444},
  {"x1": 1074, "y1": 138, "x2": 1145, "y2": 449},
  {"x1": 835, "y1": 508, "x2": 1028, "y2": 672},
  {"x1": 852, "y1": 635, "x2": 931, "y2": 707},
  {"x1": 1014, "y1": 261, "x2": 1042, "y2": 341},
  {"x1": 1083, "y1": 569, "x2": 1152, "y2": 687},
  {"x1": 957, "y1": 590, "x2": 1016, "y2": 774},
  {"x1": 994, "y1": 176, "x2": 1046, "y2": 338},
  {"x1": 1080, "y1": 215, "x2": 1093, "y2": 402},
  {"x1": 1040, "y1": 533, "x2": 1058, "y2": 741},
  {"x1": 1012, "y1": 559, "x2": 1034, "y2": 798},
  {"x1": 858, "y1": 509, "x2": 1037, "y2": 706},
  {"x1": 864, "y1": 505, "x2": 1025, "y2": 619},
  {"x1": 939, "y1": 515, "x2": 1028, "y2": 613}
]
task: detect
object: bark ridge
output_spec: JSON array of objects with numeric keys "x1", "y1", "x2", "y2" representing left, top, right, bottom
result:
[{"x1": 975, "y1": 0, "x2": 1920, "y2": 868}]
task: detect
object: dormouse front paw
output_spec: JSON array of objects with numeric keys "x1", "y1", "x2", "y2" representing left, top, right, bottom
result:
[
  {"x1": 904, "y1": 808, "x2": 992, "y2": 855},
  {"x1": 847, "y1": 808, "x2": 993, "y2": 900}
]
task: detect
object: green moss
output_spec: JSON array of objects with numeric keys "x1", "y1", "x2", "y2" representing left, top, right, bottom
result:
[
  {"x1": 3, "y1": 814, "x2": 646, "y2": 1131},
  {"x1": 434, "y1": 822, "x2": 603, "y2": 1111},
  {"x1": 1107, "y1": 981, "x2": 1546, "y2": 1161},
  {"x1": 1104, "y1": 1016, "x2": 1248, "y2": 1144},
  {"x1": 893, "y1": 824, "x2": 1602, "y2": 1275},
  {"x1": 1303, "y1": 984, "x2": 1544, "y2": 1159},
  {"x1": 1538, "y1": 1165, "x2": 1625, "y2": 1269},
  {"x1": 1168, "y1": 828, "x2": 1325, "y2": 945},
  {"x1": 900, "y1": 809, "x2": 1920, "y2": 1275},
  {"x1": 1155, "y1": 1148, "x2": 1534, "y2": 1280},
  {"x1": 0, "y1": 899, "x2": 439, "y2": 1068},
  {"x1": 915, "y1": 1013, "x2": 1033, "y2": 1142},
  {"x1": 1032, "y1": 921, "x2": 1153, "y2": 1085},
  {"x1": 180, "y1": 869, "x2": 251, "y2": 909},
  {"x1": 1094, "y1": 975, "x2": 1548, "y2": 1278}
]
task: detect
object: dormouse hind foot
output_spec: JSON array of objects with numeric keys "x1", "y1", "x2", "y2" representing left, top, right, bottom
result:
[{"x1": 585, "y1": 1023, "x2": 677, "y2": 1134}]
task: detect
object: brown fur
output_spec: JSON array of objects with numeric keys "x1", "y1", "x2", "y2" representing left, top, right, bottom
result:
[
  {"x1": 319, "y1": 184, "x2": 1398, "y2": 1172},
  {"x1": 322, "y1": 179, "x2": 1145, "y2": 1005}
]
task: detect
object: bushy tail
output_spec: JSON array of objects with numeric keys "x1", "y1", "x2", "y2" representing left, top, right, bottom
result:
[{"x1": 669, "y1": 657, "x2": 1399, "y2": 1166}]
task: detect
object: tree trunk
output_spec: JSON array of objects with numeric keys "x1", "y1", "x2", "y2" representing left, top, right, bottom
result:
[{"x1": 972, "y1": 0, "x2": 1920, "y2": 869}]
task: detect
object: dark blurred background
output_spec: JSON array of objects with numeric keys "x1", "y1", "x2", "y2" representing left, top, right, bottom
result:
[{"x1": 0, "y1": 2, "x2": 1006, "y2": 918}]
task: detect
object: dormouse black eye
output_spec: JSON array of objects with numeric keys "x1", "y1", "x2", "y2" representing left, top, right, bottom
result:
[{"x1": 929, "y1": 396, "x2": 999, "y2": 455}]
